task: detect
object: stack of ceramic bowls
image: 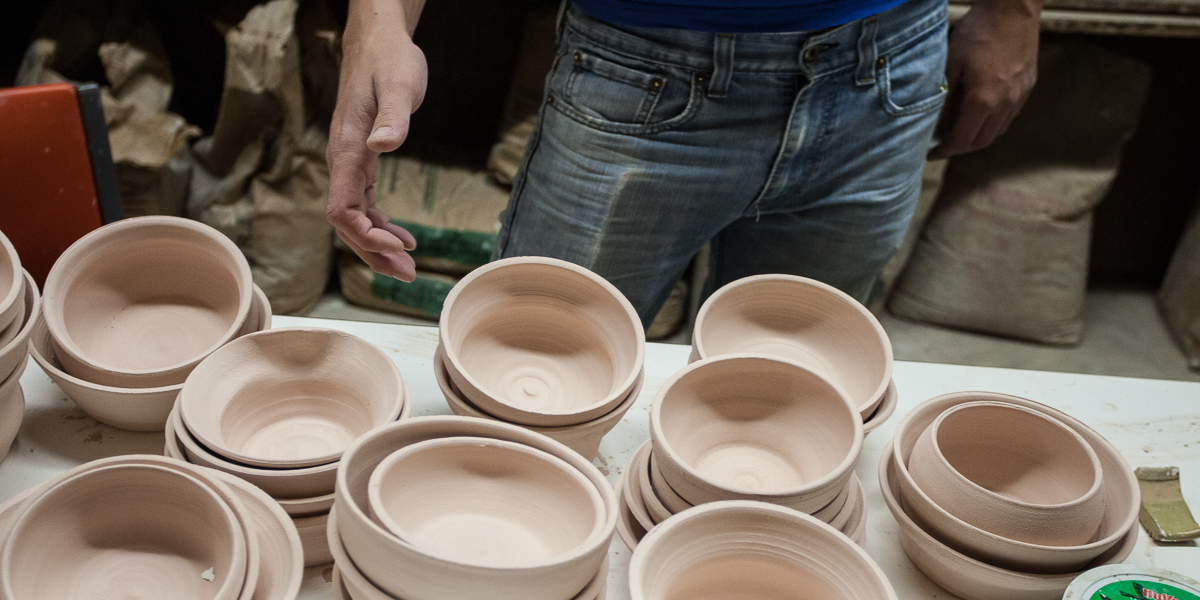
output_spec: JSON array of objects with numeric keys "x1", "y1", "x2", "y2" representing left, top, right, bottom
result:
[
  {"x1": 436, "y1": 257, "x2": 645, "y2": 458},
  {"x1": 165, "y1": 327, "x2": 411, "y2": 568},
  {"x1": 692, "y1": 274, "x2": 898, "y2": 436},
  {"x1": 37, "y1": 216, "x2": 272, "y2": 432},
  {"x1": 880, "y1": 391, "x2": 1141, "y2": 600},
  {"x1": 630, "y1": 501, "x2": 897, "y2": 600},
  {"x1": 0, "y1": 230, "x2": 37, "y2": 463},
  {"x1": 0, "y1": 454, "x2": 302, "y2": 600},
  {"x1": 617, "y1": 354, "x2": 868, "y2": 550},
  {"x1": 329, "y1": 416, "x2": 617, "y2": 600}
]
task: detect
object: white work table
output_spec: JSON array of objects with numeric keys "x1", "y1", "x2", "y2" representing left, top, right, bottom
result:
[{"x1": 3, "y1": 315, "x2": 1198, "y2": 599}]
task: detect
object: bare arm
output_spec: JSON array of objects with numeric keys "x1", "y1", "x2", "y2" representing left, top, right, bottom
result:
[
  {"x1": 326, "y1": 0, "x2": 428, "y2": 281},
  {"x1": 928, "y1": 0, "x2": 1042, "y2": 160}
]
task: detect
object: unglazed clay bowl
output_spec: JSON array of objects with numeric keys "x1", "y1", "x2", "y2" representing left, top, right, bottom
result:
[
  {"x1": 692, "y1": 274, "x2": 892, "y2": 418},
  {"x1": 631, "y1": 441, "x2": 672, "y2": 526},
  {"x1": 435, "y1": 343, "x2": 642, "y2": 459},
  {"x1": 0, "y1": 230, "x2": 22, "y2": 336},
  {"x1": 0, "y1": 271, "x2": 39, "y2": 384},
  {"x1": 368, "y1": 436, "x2": 607, "y2": 567},
  {"x1": 0, "y1": 357, "x2": 27, "y2": 463},
  {"x1": 893, "y1": 391, "x2": 1139, "y2": 574},
  {"x1": 335, "y1": 416, "x2": 616, "y2": 600},
  {"x1": 43, "y1": 216, "x2": 253, "y2": 389},
  {"x1": 276, "y1": 493, "x2": 335, "y2": 518},
  {"x1": 863, "y1": 379, "x2": 898, "y2": 438},
  {"x1": 0, "y1": 462, "x2": 248, "y2": 600},
  {"x1": 630, "y1": 500, "x2": 898, "y2": 600},
  {"x1": 294, "y1": 512, "x2": 332, "y2": 567},
  {"x1": 908, "y1": 401, "x2": 1105, "y2": 546},
  {"x1": 620, "y1": 443, "x2": 658, "y2": 531},
  {"x1": 180, "y1": 327, "x2": 407, "y2": 469},
  {"x1": 208, "y1": 471, "x2": 304, "y2": 600},
  {"x1": 880, "y1": 442, "x2": 1137, "y2": 600},
  {"x1": 616, "y1": 474, "x2": 649, "y2": 551},
  {"x1": 646, "y1": 451, "x2": 694, "y2": 515},
  {"x1": 439, "y1": 256, "x2": 645, "y2": 427},
  {"x1": 650, "y1": 354, "x2": 862, "y2": 512}
]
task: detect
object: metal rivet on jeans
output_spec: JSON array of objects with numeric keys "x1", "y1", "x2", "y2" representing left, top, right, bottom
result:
[
  {"x1": 877, "y1": 56, "x2": 886, "y2": 67},
  {"x1": 547, "y1": 95, "x2": 554, "y2": 105},
  {"x1": 696, "y1": 74, "x2": 705, "y2": 83},
  {"x1": 803, "y1": 47, "x2": 819, "y2": 62},
  {"x1": 574, "y1": 52, "x2": 582, "y2": 65},
  {"x1": 650, "y1": 78, "x2": 663, "y2": 89}
]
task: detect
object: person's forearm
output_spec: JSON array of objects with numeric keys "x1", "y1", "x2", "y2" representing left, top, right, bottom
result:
[{"x1": 348, "y1": 0, "x2": 427, "y2": 38}]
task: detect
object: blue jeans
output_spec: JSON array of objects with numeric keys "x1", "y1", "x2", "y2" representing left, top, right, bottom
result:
[{"x1": 494, "y1": 0, "x2": 949, "y2": 328}]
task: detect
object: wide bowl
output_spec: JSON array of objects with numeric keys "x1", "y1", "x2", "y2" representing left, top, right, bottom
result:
[
  {"x1": 435, "y1": 343, "x2": 642, "y2": 459},
  {"x1": 439, "y1": 256, "x2": 644, "y2": 427},
  {"x1": 629, "y1": 500, "x2": 898, "y2": 600},
  {"x1": 0, "y1": 271, "x2": 39, "y2": 384},
  {"x1": 208, "y1": 471, "x2": 304, "y2": 600},
  {"x1": 650, "y1": 354, "x2": 862, "y2": 512},
  {"x1": 909, "y1": 401, "x2": 1105, "y2": 546},
  {"x1": 43, "y1": 216, "x2": 253, "y2": 389},
  {"x1": 692, "y1": 274, "x2": 892, "y2": 418},
  {"x1": 880, "y1": 441, "x2": 1137, "y2": 600},
  {"x1": 0, "y1": 462, "x2": 247, "y2": 600},
  {"x1": 368, "y1": 436, "x2": 607, "y2": 568},
  {"x1": 335, "y1": 416, "x2": 616, "y2": 600},
  {"x1": 0, "y1": 230, "x2": 22, "y2": 335},
  {"x1": 180, "y1": 327, "x2": 407, "y2": 469},
  {"x1": 893, "y1": 391, "x2": 1139, "y2": 573}
]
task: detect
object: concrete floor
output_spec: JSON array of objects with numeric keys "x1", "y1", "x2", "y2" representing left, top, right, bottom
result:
[{"x1": 308, "y1": 288, "x2": 1200, "y2": 384}]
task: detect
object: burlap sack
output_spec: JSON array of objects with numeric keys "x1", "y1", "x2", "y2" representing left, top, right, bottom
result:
[
  {"x1": 1159, "y1": 202, "x2": 1200, "y2": 371},
  {"x1": 338, "y1": 253, "x2": 459, "y2": 321},
  {"x1": 889, "y1": 38, "x2": 1151, "y2": 344}
]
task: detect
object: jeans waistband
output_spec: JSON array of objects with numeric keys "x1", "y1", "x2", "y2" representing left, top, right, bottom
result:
[{"x1": 562, "y1": 0, "x2": 948, "y2": 76}]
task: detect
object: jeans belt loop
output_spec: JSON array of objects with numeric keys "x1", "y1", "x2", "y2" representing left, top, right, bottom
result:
[
  {"x1": 708, "y1": 33, "x2": 735, "y2": 98},
  {"x1": 555, "y1": 0, "x2": 569, "y2": 45},
  {"x1": 855, "y1": 16, "x2": 879, "y2": 86}
]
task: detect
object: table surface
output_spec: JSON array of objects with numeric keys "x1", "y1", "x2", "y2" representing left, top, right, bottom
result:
[{"x1": 3, "y1": 315, "x2": 1198, "y2": 599}]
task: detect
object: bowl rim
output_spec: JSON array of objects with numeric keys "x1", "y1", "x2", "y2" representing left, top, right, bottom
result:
[
  {"x1": 0, "y1": 231, "x2": 22, "y2": 332},
  {"x1": 649, "y1": 353, "x2": 864, "y2": 500},
  {"x1": 692, "y1": 273, "x2": 893, "y2": 415},
  {"x1": 30, "y1": 313, "x2": 183, "y2": 395},
  {"x1": 0, "y1": 271, "x2": 40, "y2": 382},
  {"x1": 206, "y1": 470, "x2": 305, "y2": 600},
  {"x1": 863, "y1": 379, "x2": 898, "y2": 434},
  {"x1": 438, "y1": 256, "x2": 646, "y2": 424},
  {"x1": 42, "y1": 216, "x2": 253, "y2": 377}
]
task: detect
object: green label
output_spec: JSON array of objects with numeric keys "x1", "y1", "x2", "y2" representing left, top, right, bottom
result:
[
  {"x1": 369, "y1": 272, "x2": 455, "y2": 317},
  {"x1": 391, "y1": 220, "x2": 495, "y2": 267},
  {"x1": 1092, "y1": 580, "x2": 1200, "y2": 600}
]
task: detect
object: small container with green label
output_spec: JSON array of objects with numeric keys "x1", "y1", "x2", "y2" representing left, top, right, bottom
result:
[{"x1": 1065, "y1": 565, "x2": 1200, "y2": 600}]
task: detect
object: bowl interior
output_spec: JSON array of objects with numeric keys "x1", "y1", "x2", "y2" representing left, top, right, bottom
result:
[
  {"x1": 656, "y1": 356, "x2": 858, "y2": 495},
  {"x1": 444, "y1": 260, "x2": 641, "y2": 415},
  {"x1": 695, "y1": 276, "x2": 890, "y2": 413},
  {"x1": 368, "y1": 436, "x2": 604, "y2": 568}
]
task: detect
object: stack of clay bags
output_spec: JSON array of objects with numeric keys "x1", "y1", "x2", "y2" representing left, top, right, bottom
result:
[
  {"x1": 0, "y1": 454, "x2": 302, "y2": 600},
  {"x1": 434, "y1": 257, "x2": 645, "y2": 459},
  {"x1": 0, "y1": 230, "x2": 37, "y2": 462},
  {"x1": 617, "y1": 353, "x2": 869, "y2": 549},
  {"x1": 165, "y1": 327, "x2": 411, "y2": 568},
  {"x1": 327, "y1": 416, "x2": 615, "y2": 600},
  {"x1": 30, "y1": 216, "x2": 272, "y2": 432},
  {"x1": 880, "y1": 391, "x2": 1141, "y2": 600}
]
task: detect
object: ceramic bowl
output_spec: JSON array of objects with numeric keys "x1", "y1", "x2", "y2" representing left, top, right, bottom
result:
[
  {"x1": 691, "y1": 274, "x2": 892, "y2": 418},
  {"x1": 893, "y1": 391, "x2": 1139, "y2": 574},
  {"x1": 435, "y1": 343, "x2": 642, "y2": 459},
  {"x1": 43, "y1": 216, "x2": 253, "y2": 389},
  {"x1": 629, "y1": 500, "x2": 898, "y2": 600},
  {"x1": 909, "y1": 401, "x2": 1105, "y2": 547},
  {"x1": 630, "y1": 441, "x2": 672, "y2": 526},
  {"x1": 335, "y1": 416, "x2": 616, "y2": 600},
  {"x1": 0, "y1": 271, "x2": 39, "y2": 384},
  {"x1": 179, "y1": 327, "x2": 407, "y2": 469},
  {"x1": 615, "y1": 474, "x2": 649, "y2": 551},
  {"x1": 439, "y1": 256, "x2": 645, "y2": 427},
  {"x1": 646, "y1": 451, "x2": 694, "y2": 515},
  {"x1": 0, "y1": 358, "x2": 27, "y2": 464},
  {"x1": 208, "y1": 471, "x2": 304, "y2": 600},
  {"x1": 650, "y1": 354, "x2": 862, "y2": 513},
  {"x1": 863, "y1": 379, "x2": 898, "y2": 438},
  {"x1": 368, "y1": 436, "x2": 607, "y2": 567},
  {"x1": 0, "y1": 230, "x2": 23, "y2": 335},
  {"x1": 880, "y1": 441, "x2": 1137, "y2": 600},
  {"x1": 276, "y1": 493, "x2": 335, "y2": 518},
  {"x1": 620, "y1": 443, "x2": 658, "y2": 532},
  {"x1": 294, "y1": 512, "x2": 332, "y2": 567},
  {"x1": 0, "y1": 462, "x2": 248, "y2": 600}
]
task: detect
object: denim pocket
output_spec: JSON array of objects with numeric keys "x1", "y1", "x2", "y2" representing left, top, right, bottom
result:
[
  {"x1": 877, "y1": 19, "x2": 949, "y2": 117},
  {"x1": 549, "y1": 36, "x2": 700, "y2": 135}
]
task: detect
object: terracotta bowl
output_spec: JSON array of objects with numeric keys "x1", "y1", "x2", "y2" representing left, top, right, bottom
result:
[
  {"x1": 0, "y1": 462, "x2": 248, "y2": 600},
  {"x1": 368, "y1": 436, "x2": 607, "y2": 567},
  {"x1": 435, "y1": 343, "x2": 642, "y2": 459},
  {"x1": 208, "y1": 471, "x2": 304, "y2": 600},
  {"x1": 439, "y1": 256, "x2": 645, "y2": 427},
  {"x1": 43, "y1": 216, "x2": 253, "y2": 389},
  {"x1": 909, "y1": 401, "x2": 1105, "y2": 547},
  {"x1": 863, "y1": 379, "x2": 899, "y2": 438},
  {"x1": 179, "y1": 327, "x2": 407, "y2": 469},
  {"x1": 893, "y1": 391, "x2": 1139, "y2": 574},
  {"x1": 880, "y1": 442, "x2": 1137, "y2": 600},
  {"x1": 650, "y1": 354, "x2": 862, "y2": 512},
  {"x1": 691, "y1": 274, "x2": 892, "y2": 418},
  {"x1": 294, "y1": 512, "x2": 332, "y2": 567},
  {"x1": 0, "y1": 358, "x2": 27, "y2": 464},
  {"x1": 335, "y1": 416, "x2": 616, "y2": 600},
  {"x1": 0, "y1": 230, "x2": 23, "y2": 335},
  {"x1": 0, "y1": 271, "x2": 39, "y2": 384},
  {"x1": 630, "y1": 500, "x2": 898, "y2": 600}
]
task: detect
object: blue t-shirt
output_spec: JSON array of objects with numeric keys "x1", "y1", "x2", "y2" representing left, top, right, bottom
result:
[{"x1": 571, "y1": 0, "x2": 910, "y2": 32}]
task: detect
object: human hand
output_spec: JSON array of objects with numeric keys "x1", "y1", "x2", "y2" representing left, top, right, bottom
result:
[
  {"x1": 326, "y1": 0, "x2": 427, "y2": 281},
  {"x1": 928, "y1": 0, "x2": 1041, "y2": 160}
]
